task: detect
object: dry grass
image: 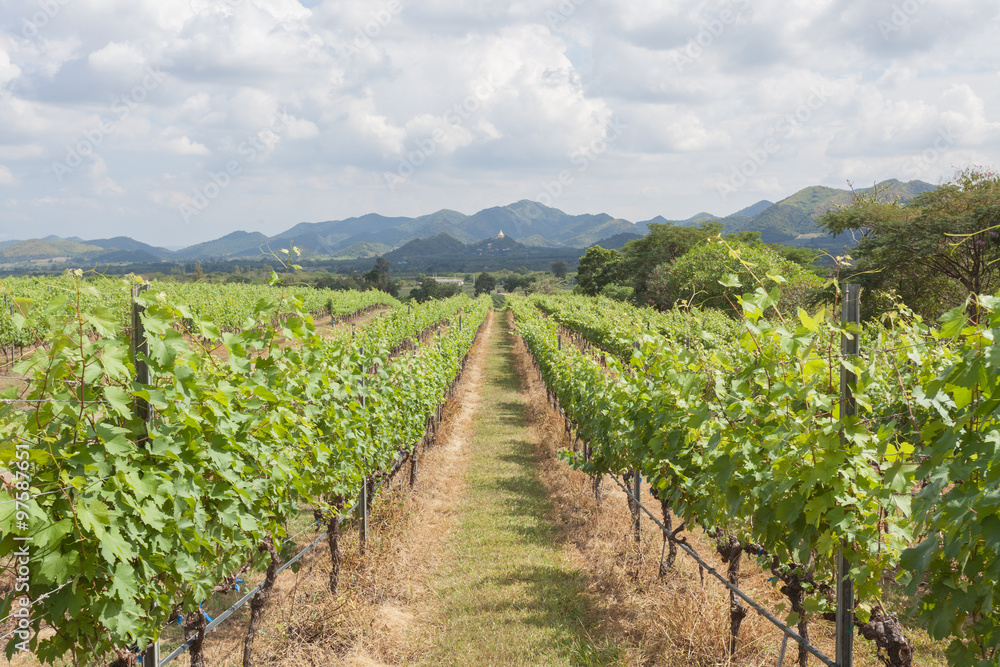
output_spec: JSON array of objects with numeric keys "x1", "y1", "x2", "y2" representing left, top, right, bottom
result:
[
  {"x1": 0, "y1": 311, "x2": 491, "y2": 667},
  {"x1": 0, "y1": 306, "x2": 947, "y2": 666},
  {"x1": 507, "y1": 309, "x2": 938, "y2": 667},
  {"x1": 187, "y1": 309, "x2": 496, "y2": 667}
]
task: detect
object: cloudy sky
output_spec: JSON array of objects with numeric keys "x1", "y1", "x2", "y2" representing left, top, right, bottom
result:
[{"x1": 0, "y1": 0, "x2": 998, "y2": 247}]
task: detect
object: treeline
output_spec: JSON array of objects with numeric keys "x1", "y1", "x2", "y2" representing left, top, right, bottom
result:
[
  {"x1": 581, "y1": 167, "x2": 1000, "y2": 323},
  {"x1": 575, "y1": 220, "x2": 822, "y2": 314}
]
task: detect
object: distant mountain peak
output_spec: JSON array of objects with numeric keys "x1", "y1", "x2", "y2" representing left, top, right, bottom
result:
[
  {"x1": 4, "y1": 179, "x2": 940, "y2": 267},
  {"x1": 732, "y1": 200, "x2": 774, "y2": 218}
]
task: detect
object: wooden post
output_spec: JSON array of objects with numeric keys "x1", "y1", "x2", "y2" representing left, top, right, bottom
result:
[
  {"x1": 837, "y1": 284, "x2": 860, "y2": 667},
  {"x1": 134, "y1": 284, "x2": 159, "y2": 665},
  {"x1": 131, "y1": 285, "x2": 151, "y2": 426},
  {"x1": 359, "y1": 479, "x2": 368, "y2": 555},
  {"x1": 632, "y1": 468, "x2": 641, "y2": 543},
  {"x1": 558, "y1": 335, "x2": 562, "y2": 351}
]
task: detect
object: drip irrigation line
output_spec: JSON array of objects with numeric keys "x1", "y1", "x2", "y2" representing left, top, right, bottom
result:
[
  {"x1": 156, "y1": 459, "x2": 395, "y2": 666},
  {"x1": 607, "y1": 474, "x2": 837, "y2": 667},
  {"x1": 157, "y1": 529, "x2": 330, "y2": 666}
]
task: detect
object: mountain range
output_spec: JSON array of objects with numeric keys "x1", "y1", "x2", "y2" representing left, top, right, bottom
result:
[{"x1": 0, "y1": 179, "x2": 935, "y2": 268}]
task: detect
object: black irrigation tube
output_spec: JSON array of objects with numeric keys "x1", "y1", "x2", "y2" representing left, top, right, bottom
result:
[
  {"x1": 608, "y1": 473, "x2": 837, "y2": 667},
  {"x1": 158, "y1": 490, "x2": 369, "y2": 666}
]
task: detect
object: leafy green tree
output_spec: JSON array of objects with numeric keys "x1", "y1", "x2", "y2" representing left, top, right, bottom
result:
[
  {"x1": 820, "y1": 168, "x2": 1000, "y2": 321},
  {"x1": 315, "y1": 272, "x2": 363, "y2": 291},
  {"x1": 600, "y1": 283, "x2": 634, "y2": 303},
  {"x1": 409, "y1": 279, "x2": 460, "y2": 303},
  {"x1": 474, "y1": 272, "x2": 496, "y2": 296},
  {"x1": 551, "y1": 260, "x2": 568, "y2": 279},
  {"x1": 363, "y1": 257, "x2": 400, "y2": 297},
  {"x1": 525, "y1": 276, "x2": 561, "y2": 295},
  {"x1": 621, "y1": 221, "x2": 721, "y2": 301},
  {"x1": 504, "y1": 274, "x2": 537, "y2": 292},
  {"x1": 769, "y1": 244, "x2": 821, "y2": 270},
  {"x1": 727, "y1": 231, "x2": 764, "y2": 246},
  {"x1": 575, "y1": 246, "x2": 625, "y2": 296},
  {"x1": 648, "y1": 240, "x2": 820, "y2": 315}
]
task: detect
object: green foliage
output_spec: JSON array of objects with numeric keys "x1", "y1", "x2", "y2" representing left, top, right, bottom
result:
[
  {"x1": 620, "y1": 222, "x2": 717, "y2": 301},
  {"x1": 503, "y1": 273, "x2": 537, "y2": 293},
  {"x1": 820, "y1": 168, "x2": 1000, "y2": 321},
  {"x1": 0, "y1": 276, "x2": 400, "y2": 346},
  {"x1": 0, "y1": 278, "x2": 489, "y2": 663},
  {"x1": 599, "y1": 283, "x2": 633, "y2": 303},
  {"x1": 769, "y1": 243, "x2": 822, "y2": 269},
  {"x1": 409, "y1": 279, "x2": 462, "y2": 303},
  {"x1": 551, "y1": 260, "x2": 568, "y2": 280},
  {"x1": 650, "y1": 240, "x2": 821, "y2": 315},
  {"x1": 514, "y1": 288, "x2": 1000, "y2": 665},
  {"x1": 474, "y1": 272, "x2": 497, "y2": 296},
  {"x1": 314, "y1": 271, "x2": 363, "y2": 291},
  {"x1": 575, "y1": 246, "x2": 624, "y2": 297},
  {"x1": 363, "y1": 257, "x2": 400, "y2": 297}
]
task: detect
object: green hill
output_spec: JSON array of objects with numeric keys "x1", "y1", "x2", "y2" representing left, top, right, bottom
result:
[
  {"x1": 722, "y1": 179, "x2": 935, "y2": 245},
  {"x1": 173, "y1": 231, "x2": 270, "y2": 259},
  {"x1": 0, "y1": 239, "x2": 105, "y2": 261},
  {"x1": 332, "y1": 241, "x2": 393, "y2": 259}
]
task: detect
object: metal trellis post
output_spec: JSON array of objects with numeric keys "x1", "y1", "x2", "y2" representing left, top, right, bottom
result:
[
  {"x1": 359, "y1": 479, "x2": 368, "y2": 555},
  {"x1": 836, "y1": 284, "x2": 860, "y2": 667}
]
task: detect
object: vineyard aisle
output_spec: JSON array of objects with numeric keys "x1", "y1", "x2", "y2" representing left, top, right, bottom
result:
[{"x1": 349, "y1": 310, "x2": 609, "y2": 666}]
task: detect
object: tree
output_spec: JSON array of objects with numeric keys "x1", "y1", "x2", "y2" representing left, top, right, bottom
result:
[
  {"x1": 621, "y1": 221, "x2": 720, "y2": 301},
  {"x1": 820, "y1": 168, "x2": 1000, "y2": 321},
  {"x1": 504, "y1": 274, "x2": 537, "y2": 292},
  {"x1": 409, "y1": 279, "x2": 460, "y2": 303},
  {"x1": 193, "y1": 260, "x2": 204, "y2": 281},
  {"x1": 551, "y1": 260, "x2": 568, "y2": 279},
  {"x1": 575, "y1": 246, "x2": 625, "y2": 296},
  {"x1": 769, "y1": 244, "x2": 821, "y2": 270},
  {"x1": 315, "y1": 272, "x2": 362, "y2": 291},
  {"x1": 363, "y1": 257, "x2": 400, "y2": 297},
  {"x1": 474, "y1": 272, "x2": 496, "y2": 296},
  {"x1": 647, "y1": 240, "x2": 821, "y2": 315}
]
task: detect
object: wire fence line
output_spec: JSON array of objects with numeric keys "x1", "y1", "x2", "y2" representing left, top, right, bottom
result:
[
  {"x1": 0, "y1": 578, "x2": 80, "y2": 644},
  {"x1": 0, "y1": 293, "x2": 484, "y2": 663},
  {"x1": 151, "y1": 425, "x2": 412, "y2": 665},
  {"x1": 524, "y1": 308, "x2": 855, "y2": 667},
  {"x1": 606, "y1": 473, "x2": 837, "y2": 667}
]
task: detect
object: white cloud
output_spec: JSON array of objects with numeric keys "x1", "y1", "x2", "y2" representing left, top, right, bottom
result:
[
  {"x1": 165, "y1": 136, "x2": 210, "y2": 155},
  {"x1": 0, "y1": 165, "x2": 18, "y2": 187},
  {"x1": 0, "y1": 0, "x2": 995, "y2": 244},
  {"x1": 0, "y1": 47, "x2": 21, "y2": 86},
  {"x1": 87, "y1": 41, "x2": 146, "y2": 80}
]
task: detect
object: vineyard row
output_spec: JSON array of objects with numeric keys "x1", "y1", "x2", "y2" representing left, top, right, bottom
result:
[
  {"x1": 0, "y1": 278, "x2": 489, "y2": 665},
  {"x1": 510, "y1": 291, "x2": 1000, "y2": 667}
]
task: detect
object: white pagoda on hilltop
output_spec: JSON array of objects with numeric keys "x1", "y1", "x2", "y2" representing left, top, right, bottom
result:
[{"x1": 497, "y1": 230, "x2": 505, "y2": 239}]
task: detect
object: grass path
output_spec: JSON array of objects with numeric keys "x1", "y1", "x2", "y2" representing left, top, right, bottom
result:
[{"x1": 414, "y1": 312, "x2": 601, "y2": 666}]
